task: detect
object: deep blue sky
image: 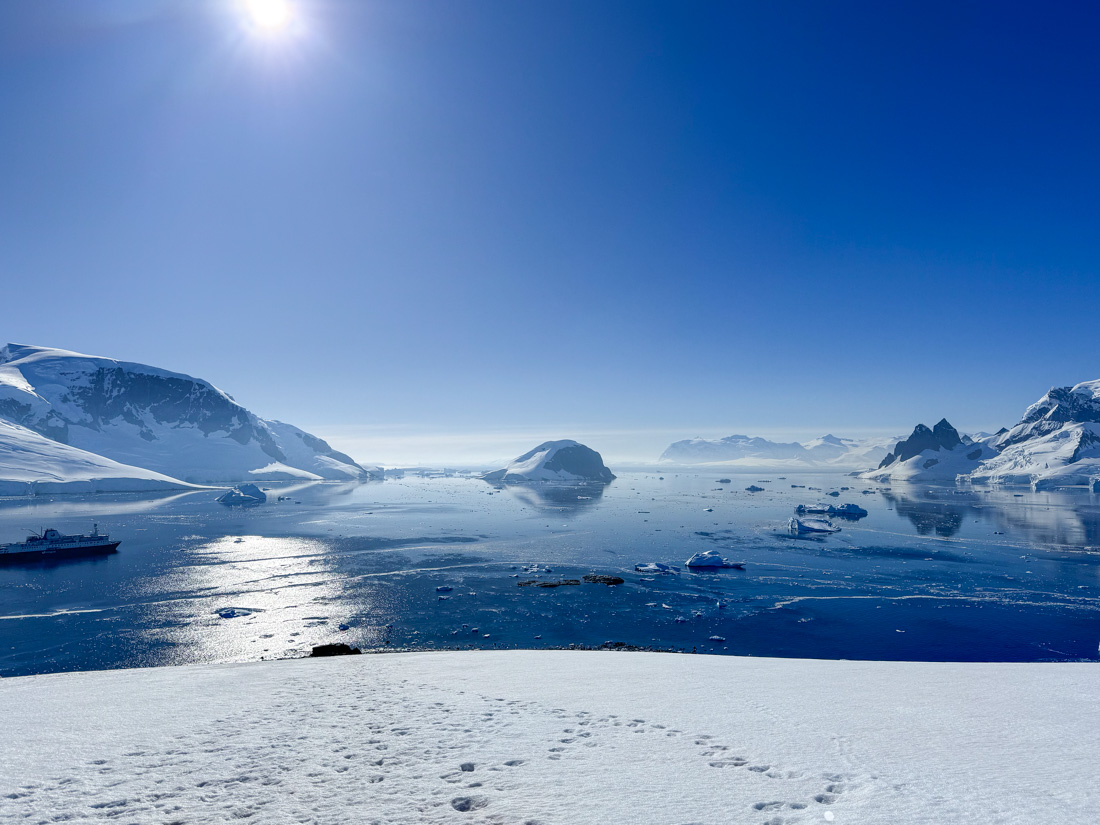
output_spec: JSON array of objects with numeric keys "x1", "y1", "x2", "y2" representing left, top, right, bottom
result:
[{"x1": 2, "y1": 1, "x2": 1098, "y2": 463}]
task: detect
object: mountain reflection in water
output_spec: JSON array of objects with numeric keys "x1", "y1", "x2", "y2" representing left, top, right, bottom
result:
[{"x1": 489, "y1": 481, "x2": 608, "y2": 514}]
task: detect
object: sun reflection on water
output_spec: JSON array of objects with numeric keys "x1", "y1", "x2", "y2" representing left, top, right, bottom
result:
[{"x1": 142, "y1": 535, "x2": 395, "y2": 666}]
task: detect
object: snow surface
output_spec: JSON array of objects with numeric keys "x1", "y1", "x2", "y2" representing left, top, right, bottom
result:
[
  {"x1": 0, "y1": 652, "x2": 1095, "y2": 824},
  {"x1": 0, "y1": 418, "x2": 195, "y2": 495},
  {"x1": 0, "y1": 344, "x2": 374, "y2": 485}
]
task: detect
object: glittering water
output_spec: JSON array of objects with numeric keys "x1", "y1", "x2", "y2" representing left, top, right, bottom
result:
[{"x1": 1, "y1": 472, "x2": 1098, "y2": 676}]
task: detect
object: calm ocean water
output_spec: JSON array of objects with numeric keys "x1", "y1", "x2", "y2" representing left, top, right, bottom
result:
[{"x1": 1, "y1": 472, "x2": 1098, "y2": 676}]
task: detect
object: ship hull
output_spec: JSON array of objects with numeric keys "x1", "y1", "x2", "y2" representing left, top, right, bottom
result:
[{"x1": 0, "y1": 540, "x2": 120, "y2": 563}]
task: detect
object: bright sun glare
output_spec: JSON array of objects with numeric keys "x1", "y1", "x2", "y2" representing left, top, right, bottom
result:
[{"x1": 244, "y1": 0, "x2": 293, "y2": 31}]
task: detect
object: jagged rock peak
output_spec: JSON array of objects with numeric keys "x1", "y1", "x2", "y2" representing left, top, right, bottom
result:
[{"x1": 879, "y1": 419, "x2": 963, "y2": 468}]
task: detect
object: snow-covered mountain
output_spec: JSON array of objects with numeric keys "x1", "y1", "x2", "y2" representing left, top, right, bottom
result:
[
  {"x1": 0, "y1": 344, "x2": 376, "y2": 486},
  {"x1": 482, "y1": 440, "x2": 615, "y2": 483},
  {"x1": 966, "y1": 380, "x2": 1100, "y2": 490},
  {"x1": 659, "y1": 433, "x2": 894, "y2": 470},
  {"x1": 859, "y1": 419, "x2": 998, "y2": 483}
]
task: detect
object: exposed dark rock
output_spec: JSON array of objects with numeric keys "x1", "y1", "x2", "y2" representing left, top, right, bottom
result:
[
  {"x1": 310, "y1": 643, "x2": 362, "y2": 657},
  {"x1": 518, "y1": 579, "x2": 580, "y2": 588},
  {"x1": 879, "y1": 418, "x2": 964, "y2": 467},
  {"x1": 582, "y1": 574, "x2": 625, "y2": 585}
]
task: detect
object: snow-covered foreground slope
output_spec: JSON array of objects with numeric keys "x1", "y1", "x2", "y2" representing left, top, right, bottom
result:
[
  {"x1": 660, "y1": 433, "x2": 896, "y2": 470},
  {"x1": 1, "y1": 652, "x2": 1095, "y2": 825},
  {"x1": 0, "y1": 344, "x2": 375, "y2": 484},
  {"x1": 0, "y1": 418, "x2": 196, "y2": 495}
]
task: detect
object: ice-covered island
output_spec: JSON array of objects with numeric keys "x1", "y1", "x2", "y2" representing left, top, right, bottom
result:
[{"x1": 482, "y1": 440, "x2": 616, "y2": 483}]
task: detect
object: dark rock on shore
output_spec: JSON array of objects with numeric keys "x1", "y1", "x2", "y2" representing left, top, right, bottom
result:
[
  {"x1": 517, "y1": 579, "x2": 580, "y2": 588},
  {"x1": 310, "y1": 643, "x2": 362, "y2": 657},
  {"x1": 582, "y1": 574, "x2": 625, "y2": 585}
]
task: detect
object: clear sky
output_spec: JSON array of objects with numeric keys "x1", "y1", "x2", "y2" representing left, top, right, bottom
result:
[{"x1": 2, "y1": 1, "x2": 1099, "y2": 464}]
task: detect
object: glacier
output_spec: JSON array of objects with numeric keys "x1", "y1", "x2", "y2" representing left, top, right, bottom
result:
[{"x1": 0, "y1": 417, "x2": 198, "y2": 495}]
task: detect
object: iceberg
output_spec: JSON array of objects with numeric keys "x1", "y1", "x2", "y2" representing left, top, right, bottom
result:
[
  {"x1": 684, "y1": 550, "x2": 741, "y2": 568},
  {"x1": 216, "y1": 483, "x2": 267, "y2": 505},
  {"x1": 787, "y1": 517, "x2": 841, "y2": 534}
]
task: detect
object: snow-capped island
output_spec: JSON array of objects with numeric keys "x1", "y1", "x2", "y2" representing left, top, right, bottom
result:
[{"x1": 482, "y1": 440, "x2": 615, "y2": 484}]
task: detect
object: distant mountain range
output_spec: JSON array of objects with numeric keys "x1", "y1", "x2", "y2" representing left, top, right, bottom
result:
[
  {"x1": 659, "y1": 433, "x2": 896, "y2": 470},
  {"x1": 0, "y1": 344, "x2": 378, "y2": 494},
  {"x1": 664, "y1": 379, "x2": 1100, "y2": 490}
]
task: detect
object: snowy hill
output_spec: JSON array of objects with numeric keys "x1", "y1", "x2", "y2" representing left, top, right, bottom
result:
[
  {"x1": 860, "y1": 419, "x2": 997, "y2": 483},
  {"x1": 660, "y1": 433, "x2": 894, "y2": 470},
  {"x1": 1, "y1": 652, "x2": 1096, "y2": 825},
  {"x1": 0, "y1": 418, "x2": 197, "y2": 495},
  {"x1": 966, "y1": 380, "x2": 1100, "y2": 489},
  {"x1": 0, "y1": 344, "x2": 376, "y2": 485},
  {"x1": 482, "y1": 440, "x2": 615, "y2": 483}
]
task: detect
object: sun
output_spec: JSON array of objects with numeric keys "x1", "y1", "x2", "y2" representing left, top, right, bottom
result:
[{"x1": 244, "y1": 0, "x2": 293, "y2": 32}]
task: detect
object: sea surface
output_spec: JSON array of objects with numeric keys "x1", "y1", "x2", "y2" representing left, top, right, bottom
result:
[{"x1": 1, "y1": 471, "x2": 1098, "y2": 677}]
